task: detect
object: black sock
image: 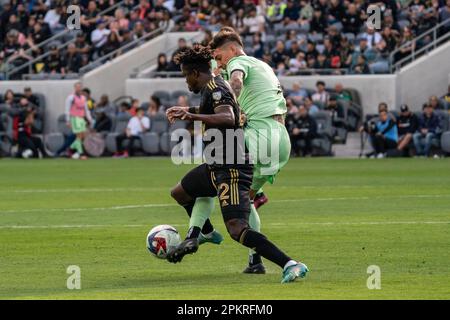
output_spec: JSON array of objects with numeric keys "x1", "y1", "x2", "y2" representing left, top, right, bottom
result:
[
  {"x1": 240, "y1": 229, "x2": 291, "y2": 269},
  {"x1": 249, "y1": 253, "x2": 262, "y2": 266},
  {"x1": 186, "y1": 226, "x2": 201, "y2": 239},
  {"x1": 182, "y1": 203, "x2": 215, "y2": 235}
]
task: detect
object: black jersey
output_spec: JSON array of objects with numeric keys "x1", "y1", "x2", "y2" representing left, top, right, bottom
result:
[{"x1": 198, "y1": 75, "x2": 248, "y2": 167}]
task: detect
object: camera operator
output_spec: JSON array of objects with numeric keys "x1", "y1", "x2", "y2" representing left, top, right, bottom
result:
[
  {"x1": 371, "y1": 109, "x2": 398, "y2": 158},
  {"x1": 13, "y1": 97, "x2": 48, "y2": 158}
]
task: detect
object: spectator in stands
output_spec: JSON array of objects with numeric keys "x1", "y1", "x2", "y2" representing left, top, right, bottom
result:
[
  {"x1": 342, "y1": 3, "x2": 363, "y2": 34},
  {"x1": 272, "y1": 40, "x2": 289, "y2": 68},
  {"x1": 114, "y1": 106, "x2": 150, "y2": 158},
  {"x1": 2, "y1": 90, "x2": 15, "y2": 109},
  {"x1": 64, "y1": 43, "x2": 81, "y2": 73},
  {"x1": 288, "y1": 82, "x2": 309, "y2": 104},
  {"x1": 94, "y1": 109, "x2": 112, "y2": 133},
  {"x1": 304, "y1": 96, "x2": 320, "y2": 115},
  {"x1": 65, "y1": 82, "x2": 93, "y2": 160},
  {"x1": 287, "y1": 105, "x2": 317, "y2": 157},
  {"x1": 114, "y1": 8, "x2": 130, "y2": 31},
  {"x1": 310, "y1": 7, "x2": 328, "y2": 33},
  {"x1": 312, "y1": 81, "x2": 329, "y2": 105},
  {"x1": 362, "y1": 26, "x2": 383, "y2": 49},
  {"x1": 129, "y1": 98, "x2": 140, "y2": 117},
  {"x1": 118, "y1": 102, "x2": 130, "y2": 117},
  {"x1": 429, "y1": 95, "x2": 444, "y2": 110},
  {"x1": 185, "y1": 13, "x2": 201, "y2": 32},
  {"x1": 396, "y1": 104, "x2": 418, "y2": 153},
  {"x1": 334, "y1": 83, "x2": 352, "y2": 101},
  {"x1": 352, "y1": 55, "x2": 371, "y2": 74},
  {"x1": 381, "y1": 26, "x2": 400, "y2": 53},
  {"x1": 101, "y1": 30, "x2": 122, "y2": 59},
  {"x1": 373, "y1": 109, "x2": 398, "y2": 158},
  {"x1": 23, "y1": 87, "x2": 39, "y2": 107},
  {"x1": 14, "y1": 97, "x2": 47, "y2": 158},
  {"x1": 232, "y1": 8, "x2": 246, "y2": 34},
  {"x1": 44, "y1": 4, "x2": 64, "y2": 34},
  {"x1": 288, "y1": 51, "x2": 307, "y2": 75},
  {"x1": 439, "y1": 0, "x2": 450, "y2": 34},
  {"x1": 395, "y1": 27, "x2": 416, "y2": 63},
  {"x1": 283, "y1": 0, "x2": 300, "y2": 24},
  {"x1": 286, "y1": 39, "x2": 302, "y2": 58},
  {"x1": 147, "y1": 95, "x2": 162, "y2": 116},
  {"x1": 413, "y1": 103, "x2": 441, "y2": 157},
  {"x1": 91, "y1": 19, "x2": 111, "y2": 57},
  {"x1": 44, "y1": 45, "x2": 65, "y2": 74},
  {"x1": 96, "y1": 94, "x2": 114, "y2": 114},
  {"x1": 74, "y1": 33, "x2": 91, "y2": 57},
  {"x1": 250, "y1": 32, "x2": 265, "y2": 59},
  {"x1": 156, "y1": 53, "x2": 169, "y2": 74},
  {"x1": 325, "y1": 95, "x2": 346, "y2": 136},
  {"x1": 80, "y1": 1, "x2": 100, "y2": 34},
  {"x1": 243, "y1": 5, "x2": 265, "y2": 36},
  {"x1": 267, "y1": 0, "x2": 287, "y2": 24}
]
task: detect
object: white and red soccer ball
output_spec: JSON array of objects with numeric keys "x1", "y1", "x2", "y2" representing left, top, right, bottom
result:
[{"x1": 146, "y1": 225, "x2": 181, "y2": 259}]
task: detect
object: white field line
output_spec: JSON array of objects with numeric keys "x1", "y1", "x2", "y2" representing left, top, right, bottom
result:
[
  {"x1": 0, "y1": 221, "x2": 449, "y2": 230},
  {"x1": 1, "y1": 194, "x2": 449, "y2": 215},
  {"x1": 0, "y1": 185, "x2": 407, "y2": 194}
]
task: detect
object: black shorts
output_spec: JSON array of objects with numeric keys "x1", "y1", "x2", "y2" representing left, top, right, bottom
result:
[{"x1": 180, "y1": 163, "x2": 253, "y2": 221}]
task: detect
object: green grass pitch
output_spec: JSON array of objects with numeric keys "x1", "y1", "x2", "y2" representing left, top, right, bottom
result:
[{"x1": 0, "y1": 158, "x2": 449, "y2": 299}]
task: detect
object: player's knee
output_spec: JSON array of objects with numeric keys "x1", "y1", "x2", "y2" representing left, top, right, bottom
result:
[
  {"x1": 225, "y1": 218, "x2": 249, "y2": 242},
  {"x1": 170, "y1": 184, "x2": 192, "y2": 205}
]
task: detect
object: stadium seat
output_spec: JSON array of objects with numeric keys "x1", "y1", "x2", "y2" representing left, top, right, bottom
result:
[
  {"x1": 170, "y1": 90, "x2": 190, "y2": 106},
  {"x1": 311, "y1": 111, "x2": 333, "y2": 156},
  {"x1": 142, "y1": 132, "x2": 160, "y2": 154},
  {"x1": 105, "y1": 113, "x2": 131, "y2": 153},
  {"x1": 150, "y1": 113, "x2": 169, "y2": 134},
  {"x1": 441, "y1": 131, "x2": 450, "y2": 153},
  {"x1": 159, "y1": 132, "x2": 171, "y2": 155},
  {"x1": 45, "y1": 133, "x2": 64, "y2": 153},
  {"x1": 152, "y1": 90, "x2": 171, "y2": 107}
]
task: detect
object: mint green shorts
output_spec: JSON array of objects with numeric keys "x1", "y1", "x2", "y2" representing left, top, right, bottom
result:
[
  {"x1": 245, "y1": 117, "x2": 291, "y2": 191},
  {"x1": 70, "y1": 117, "x2": 87, "y2": 134}
]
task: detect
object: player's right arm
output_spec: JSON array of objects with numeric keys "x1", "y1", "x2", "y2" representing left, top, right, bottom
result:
[
  {"x1": 229, "y1": 70, "x2": 244, "y2": 98},
  {"x1": 172, "y1": 105, "x2": 235, "y2": 128}
]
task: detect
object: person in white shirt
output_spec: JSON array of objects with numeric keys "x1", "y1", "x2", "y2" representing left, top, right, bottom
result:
[
  {"x1": 311, "y1": 80, "x2": 330, "y2": 105},
  {"x1": 362, "y1": 27, "x2": 382, "y2": 49},
  {"x1": 91, "y1": 20, "x2": 111, "y2": 55},
  {"x1": 243, "y1": 6, "x2": 265, "y2": 35},
  {"x1": 114, "y1": 107, "x2": 150, "y2": 157}
]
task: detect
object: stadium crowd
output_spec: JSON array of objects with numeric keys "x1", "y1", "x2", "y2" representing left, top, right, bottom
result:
[{"x1": 1, "y1": 1, "x2": 450, "y2": 79}]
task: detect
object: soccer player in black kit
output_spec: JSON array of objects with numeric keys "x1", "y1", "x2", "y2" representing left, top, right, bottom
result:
[{"x1": 165, "y1": 46, "x2": 308, "y2": 283}]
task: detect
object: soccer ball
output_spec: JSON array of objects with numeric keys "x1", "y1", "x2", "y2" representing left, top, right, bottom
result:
[{"x1": 146, "y1": 225, "x2": 181, "y2": 259}]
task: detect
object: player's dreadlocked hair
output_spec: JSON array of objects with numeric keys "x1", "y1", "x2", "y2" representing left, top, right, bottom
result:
[
  {"x1": 209, "y1": 26, "x2": 243, "y2": 50},
  {"x1": 173, "y1": 45, "x2": 212, "y2": 73}
]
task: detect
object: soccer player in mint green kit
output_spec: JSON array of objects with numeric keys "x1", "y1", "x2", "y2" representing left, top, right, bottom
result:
[{"x1": 185, "y1": 27, "x2": 304, "y2": 276}]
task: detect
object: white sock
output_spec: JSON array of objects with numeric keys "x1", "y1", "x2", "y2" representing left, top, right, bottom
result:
[{"x1": 283, "y1": 260, "x2": 298, "y2": 271}]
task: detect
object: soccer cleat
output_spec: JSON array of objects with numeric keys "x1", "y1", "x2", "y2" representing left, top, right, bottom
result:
[
  {"x1": 254, "y1": 192, "x2": 269, "y2": 209},
  {"x1": 198, "y1": 230, "x2": 224, "y2": 245},
  {"x1": 166, "y1": 238, "x2": 199, "y2": 264},
  {"x1": 243, "y1": 263, "x2": 266, "y2": 274},
  {"x1": 281, "y1": 262, "x2": 309, "y2": 284}
]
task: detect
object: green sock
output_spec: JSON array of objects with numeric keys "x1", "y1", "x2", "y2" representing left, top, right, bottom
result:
[
  {"x1": 70, "y1": 138, "x2": 83, "y2": 154},
  {"x1": 249, "y1": 203, "x2": 261, "y2": 256},
  {"x1": 189, "y1": 197, "x2": 215, "y2": 229}
]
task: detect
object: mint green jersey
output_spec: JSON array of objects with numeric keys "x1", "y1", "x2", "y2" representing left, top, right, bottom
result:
[{"x1": 225, "y1": 55, "x2": 286, "y2": 119}]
